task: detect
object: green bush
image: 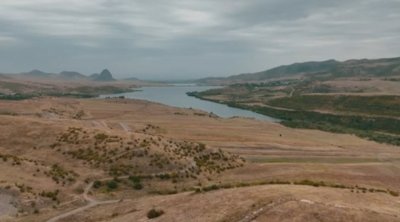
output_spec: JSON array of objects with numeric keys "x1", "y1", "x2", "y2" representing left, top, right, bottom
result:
[{"x1": 107, "y1": 180, "x2": 118, "y2": 190}]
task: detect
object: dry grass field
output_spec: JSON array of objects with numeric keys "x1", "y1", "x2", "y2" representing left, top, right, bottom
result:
[{"x1": 0, "y1": 97, "x2": 399, "y2": 221}]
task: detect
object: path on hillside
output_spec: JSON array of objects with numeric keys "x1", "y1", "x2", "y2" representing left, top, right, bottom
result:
[
  {"x1": 289, "y1": 87, "x2": 295, "y2": 97},
  {"x1": 46, "y1": 166, "x2": 196, "y2": 222},
  {"x1": 119, "y1": 122, "x2": 131, "y2": 132},
  {"x1": 46, "y1": 177, "x2": 126, "y2": 222}
]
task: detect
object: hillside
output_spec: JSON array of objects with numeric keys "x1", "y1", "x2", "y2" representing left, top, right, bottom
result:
[
  {"x1": 189, "y1": 57, "x2": 400, "y2": 146},
  {"x1": 1, "y1": 97, "x2": 399, "y2": 221},
  {"x1": 198, "y1": 57, "x2": 400, "y2": 85},
  {"x1": 0, "y1": 98, "x2": 244, "y2": 221},
  {"x1": 59, "y1": 71, "x2": 87, "y2": 80},
  {"x1": 0, "y1": 69, "x2": 146, "y2": 99},
  {"x1": 22, "y1": 70, "x2": 53, "y2": 78}
]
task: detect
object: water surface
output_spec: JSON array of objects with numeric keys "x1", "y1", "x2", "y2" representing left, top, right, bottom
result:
[{"x1": 101, "y1": 85, "x2": 276, "y2": 121}]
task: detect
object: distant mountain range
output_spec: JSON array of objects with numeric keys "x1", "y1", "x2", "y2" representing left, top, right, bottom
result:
[
  {"x1": 16, "y1": 69, "x2": 121, "y2": 82},
  {"x1": 197, "y1": 57, "x2": 400, "y2": 85},
  {"x1": 23, "y1": 69, "x2": 53, "y2": 78},
  {"x1": 59, "y1": 71, "x2": 87, "y2": 80}
]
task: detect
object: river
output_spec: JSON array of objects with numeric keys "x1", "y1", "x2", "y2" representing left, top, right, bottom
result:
[{"x1": 101, "y1": 85, "x2": 276, "y2": 121}]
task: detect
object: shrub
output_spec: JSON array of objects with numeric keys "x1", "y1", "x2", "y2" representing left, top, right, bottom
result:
[
  {"x1": 129, "y1": 176, "x2": 141, "y2": 183},
  {"x1": 107, "y1": 180, "x2": 118, "y2": 190},
  {"x1": 94, "y1": 133, "x2": 108, "y2": 142},
  {"x1": 133, "y1": 183, "x2": 143, "y2": 190},
  {"x1": 147, "y1": 209, "x2": 164, "y2": 219},
  {"x1": 93, "y1": 180, "x2": 102, "y2": 189},
  {"x1": 389, "y1": 190, "x2": 399, "y2": 197},
  {"x1": 202, "y1": 184, "x2": 220, "y2": 192}
]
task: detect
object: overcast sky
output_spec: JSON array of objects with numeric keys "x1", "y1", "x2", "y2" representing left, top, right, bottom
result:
[{"x1": 0, "y1": 0, "x2": 399, "y2": 80}]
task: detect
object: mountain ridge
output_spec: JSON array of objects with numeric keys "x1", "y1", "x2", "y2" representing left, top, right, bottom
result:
[
  {"x1": 8, "y1": 69, "x2": 127, "y2": 82},
  {"x1": 90, "y1": 69, "x2": 115, "y2": 81},
  {"x1": 197, "y1": 57, "x2": 400, "y2": 85}
]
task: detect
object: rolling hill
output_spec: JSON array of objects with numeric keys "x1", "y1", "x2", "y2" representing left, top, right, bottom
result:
[
  {"x1": 59, "y1": 71, "x2": 87, "y2": 80},
  {"x1": 197, "y1": 57, "x2": 400, "y2": 85}
]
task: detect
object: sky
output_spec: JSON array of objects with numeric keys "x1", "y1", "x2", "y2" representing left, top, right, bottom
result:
[{"x1": 0, "y1": 0, "x2": 399, "y2": 80}]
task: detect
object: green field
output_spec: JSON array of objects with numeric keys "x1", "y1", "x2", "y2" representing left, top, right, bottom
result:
[
  {"x1": 188, "y1": 91, "x2": 400, "y2": 146},
  {"x1": 267, "y1": 95, "x2": 400, "y2": 117}
]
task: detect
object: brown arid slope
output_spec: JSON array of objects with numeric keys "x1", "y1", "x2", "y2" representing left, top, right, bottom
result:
[
  {"x1": 0, "y1": 97, "x2": 400, "y2": 222},
  {"x1": 47, "y1": 185, "x2": 400, "y2": 222}
]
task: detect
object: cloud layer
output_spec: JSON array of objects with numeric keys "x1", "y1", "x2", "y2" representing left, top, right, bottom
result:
[{"x1": 0, "y1": 0, "x2": 399, "y2": 79}]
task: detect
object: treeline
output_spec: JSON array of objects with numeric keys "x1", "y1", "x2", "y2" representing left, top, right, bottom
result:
[
  {"x1": 0, "y1": 93, "x2": 35, "y2": 100},
  {"x1": 0, "y1": 86, "x2": 136, "y2": 100},
  {"x1": 230, "y1": 102, "x2": 400, "y2": 146},
  {"x1": 267, "y1": 95, "x2": 400, "y2": 117}
]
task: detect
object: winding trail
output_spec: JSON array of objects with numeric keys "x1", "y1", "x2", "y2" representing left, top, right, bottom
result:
[
  {"x1": 288, "y1": 87, "x2": 295, "y2": 97},
  {"x1": 238, "y1": 197, "x2": 295, "y2": 222},
  {"x1": 119, "y1": 122, "x2": 131, "y2": 132},
  {"x1": 45, "y1": 171, "x2": 191, "y2": 221},
  {"x1": 46, "y1": 178, "x2": 124, "y2": 222},
  {"x1": 46, "y1": 135, "x2": 198, "y2": 222}
]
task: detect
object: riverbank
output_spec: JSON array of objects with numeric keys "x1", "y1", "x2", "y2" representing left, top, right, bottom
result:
[
  {"x1": 187, "y1": 91, "x2": 400, "y2": 146},
  {"x1": 101, "y1": 86, "x2": 277, "y2": 121}
]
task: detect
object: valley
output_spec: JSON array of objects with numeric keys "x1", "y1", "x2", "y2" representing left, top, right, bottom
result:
[
  {"x1": 1, "y1": 58, "x2": 400, "y2": 221},
  {"x1": 2, "y1": 1, "x2": 400, "y2": 221},
  {"x1": 189, "y1": 58, "x2": 400, "y2": 146}
]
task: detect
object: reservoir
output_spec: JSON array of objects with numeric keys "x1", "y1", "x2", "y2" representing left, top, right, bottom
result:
[{"x1": 101, "y1": 85, "x2": 276, "y2": 122}]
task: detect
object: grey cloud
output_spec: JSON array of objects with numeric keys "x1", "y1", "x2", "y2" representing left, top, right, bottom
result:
[{"x1": 0, "y1": 0, "x2": 399, "y2": 80}]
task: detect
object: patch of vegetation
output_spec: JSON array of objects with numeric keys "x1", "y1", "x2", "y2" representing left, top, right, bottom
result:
[
  {"x1": 73, "y1": 110, "x2": 85, "y2": 119},
  {"x1": 0, "y1": 93, "x2": 36, "y2": 100},
  {"x1": 93, "y1": 180, "x2": 102, "y2": 189},
  {"x1": 0, "y1": 153, "x2": 23, "y2": 165},
  {"x1": 106, "y1": 180, "x2": 118, "y2": 190},
  {"x1": 57, "y1": 127, "x2": 84, "y2": 144},
  {"x1": 202, "y1": 184, "x2": 220, "y2": 192},
  {"x1": 129, "y1": 176, "x2": 143, "y2": 190},
  {"x1": 94, "y1": 133, "x2": 109, "y2": 142},
  {"x1": 45, "y1": 92, "x2": 96, "y2": 98},
  {"x1": 190, "y1": 92, "x2": 400, "y2": 146},
  {"x1": 0, "y1": 110, "x2": 17, "y2": 116},
  {"x1": 0, "y1": 81, "x2": 31, "y2": 92},
  {"x1": 267, "y1": 95, "x2": 400, "y2": 117},
  {"x1": 245, "y1": 104, "x2": 400, "y2": 145},
  {"x1": 45, "y1": 164, "x2": 78, "y2": 185},
  {"x1": 147, "y1": 208, "x2": 165, "y2": 219},
  {"x1": 55, "y1": 128, "x2": 244, "y2": 183},
  {"x1": 40, "y1": 190, "x2": 60, "y2": 201},
  {"x1": 194, "y1": 179, "x2": 399, "y2": 197},
  {"x1": 0, "y1": 82, "x2": 136, "y2": 100}
]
